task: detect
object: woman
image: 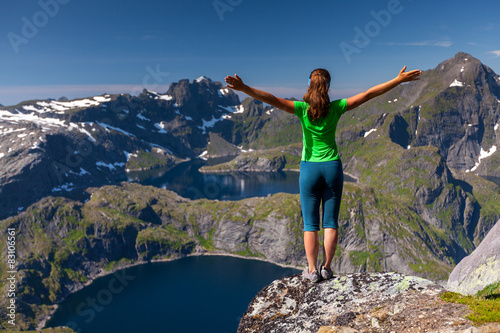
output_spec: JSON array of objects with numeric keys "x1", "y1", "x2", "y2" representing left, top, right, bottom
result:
[{"x1": 224, "y1": 66, "x2": 422, "y2": 282}]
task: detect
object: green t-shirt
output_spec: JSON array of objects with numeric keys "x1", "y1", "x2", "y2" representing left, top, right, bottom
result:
[{"x1": 294, "y1": 99, "x2": 347, "y2": 162}]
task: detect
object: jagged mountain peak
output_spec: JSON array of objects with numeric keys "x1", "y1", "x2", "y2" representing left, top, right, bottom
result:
[
  {"x1": 435, "y1": 52, "x2": 480, "y2": 70},
  {"x1": 195, "y1": 75, "x2": 212, "y2": 83},
  {"x1": 432, "y1": 52, "x2": 499, "y2": 90},
  {"x1": 166, "y1": 76, "x2": 239, "y2": 110}
]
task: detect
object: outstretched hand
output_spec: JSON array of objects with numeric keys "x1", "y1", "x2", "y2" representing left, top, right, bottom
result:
[
  {"x1": 225, "y1": 74, "x2": 246, "y2": 91},
  {"x1": 397, "y1": 66, "x2": 422, "y2": 83}
]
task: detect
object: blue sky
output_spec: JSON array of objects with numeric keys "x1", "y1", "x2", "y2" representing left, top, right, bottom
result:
[{"x1": 0, "y1": 0, "x2": 499, "y2": 106}]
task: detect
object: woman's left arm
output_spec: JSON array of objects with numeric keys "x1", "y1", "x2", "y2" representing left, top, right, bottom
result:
[
  {"x1": 225, "y1": 74, "x2": 295, "y2": 114},
  {"x1": 345, "y1": 66, "x2": 422, "y2": 111}
]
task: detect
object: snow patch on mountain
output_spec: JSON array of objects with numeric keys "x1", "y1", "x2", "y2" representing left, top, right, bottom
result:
[
  {"x1": 218, "y1": 105, "x2": 238, "y2": 113},
  {"x1": 158, "y1": 94, "x2": 173, "y2": 101},
  {"x1": 154, "y1": 122, "x2": 168, "y2": 134},
  {"x1": 96, "y1": 161, "x2": 125, "y2": 171},
  {"x1": 467, "y1": 145, "x2": 498, "y2": 173},
  {"x1": 218, "y1": 88, "x2": 230, "y2": 97},
  {"x1": 52, "y1": 182, "x2": 76, "y2": 192},
  {"x1": 238, "y1": 146, "x2": 254, "y2": 153},
  {"x1": 450, "y1": 79, "x2": 464, "y2": 87},
  {"x1": 196, "y1": 76, "x2": 211, "y2": 83},
  {"x1": 198, "y1": 116, "x2": 222, "y2": 134},
  {"x1": 234, "y1": 105, "x2": 245, "y2": 114},
  {"x1": 364, "y1": 128, "x2": 377, "y2": 137},
  {"x1": 69, "y1": 168, "x2": 90, "y2": 176},
  {"x1": 199, "y1": 150, "x2": 208, "y2": 160},
  {"x1": 136, "y1": 112, "x2": 151, "y2": 121},
  {"x1": 0, "y1": 109, "x2": 67, "y2": 128},
  {"x1": 95, "y1": 121, "x2": 136, "y2": 137},
  {"x1": 123, "y1": 151, "x2": 138, "y2": 161},
  {"x1": 22, "y1": 96, "x2": 111, "y2": 114}
]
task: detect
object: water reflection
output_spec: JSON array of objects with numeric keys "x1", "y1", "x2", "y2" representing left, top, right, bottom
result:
[
  {"x1": 127, "y1": 158, "x2": 356, "y2": 201},
  {"x1": 126, "y1": 158, "x2": 301, "y2": 201}
]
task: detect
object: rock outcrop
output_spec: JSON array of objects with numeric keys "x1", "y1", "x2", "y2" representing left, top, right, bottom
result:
[
  {"x1": 447, "y1": 219, "x2": 500, "y2": 295},
  {"x1": 238, "y1": 272, "x2": 499, "y2": 333},
  {"x1": 199, "y1": 144, "x2": 302, "y2": 172}
]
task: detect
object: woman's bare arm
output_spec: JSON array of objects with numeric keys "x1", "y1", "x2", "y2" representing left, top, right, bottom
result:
[
  {"x1": 225, "y1": 74, "x2": 295, "y2": 114},
  {"x1": 346, "y1": 66, "x2": 422, "y2": 111}
]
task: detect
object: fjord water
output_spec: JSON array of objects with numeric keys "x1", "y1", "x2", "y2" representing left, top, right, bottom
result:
[
  {"x1": 126, "y1": 158, "x2": 355, "y2": 200},
  {"x1": 45, "y1": 256, "x2": 299, "y2": 333},
  {"x1": 127, "y1": 158, "x2": 301, "y2": 200},
  {"x1": 46, "y1": 159, "x2": 352, "y2": 332}
]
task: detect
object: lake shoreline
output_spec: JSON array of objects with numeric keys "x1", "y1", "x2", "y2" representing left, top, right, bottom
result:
[{"x1": 39, "y1": 251, "x2": 303, "y2": 331}]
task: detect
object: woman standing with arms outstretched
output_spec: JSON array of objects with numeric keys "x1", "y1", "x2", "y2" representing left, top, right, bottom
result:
[{"x1": 225, "y1": 66, "x2": 421, "y2": 282}]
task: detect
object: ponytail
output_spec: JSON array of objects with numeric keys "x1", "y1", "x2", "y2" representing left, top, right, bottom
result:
[{"x1": 303, "y1": 68, "x2": 331, "y2": 122}]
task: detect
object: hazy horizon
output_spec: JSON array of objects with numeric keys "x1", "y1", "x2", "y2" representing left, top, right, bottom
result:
[{"x1": 1, "y1": 0, "x2": 499, "y2": 106}]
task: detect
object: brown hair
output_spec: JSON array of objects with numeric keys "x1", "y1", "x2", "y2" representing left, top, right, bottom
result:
[{"x1": 303, "y1": 68, "x2": 331, "y2": 122}]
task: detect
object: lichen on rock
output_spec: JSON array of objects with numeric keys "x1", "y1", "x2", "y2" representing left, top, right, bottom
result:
[{"x1": 238, "y1": 272, "x2": 495, "y2": 333}]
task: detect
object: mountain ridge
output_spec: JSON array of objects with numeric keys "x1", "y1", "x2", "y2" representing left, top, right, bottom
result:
[{"x1": 1, "y1": 52, "x2": 500, "y2": 331}]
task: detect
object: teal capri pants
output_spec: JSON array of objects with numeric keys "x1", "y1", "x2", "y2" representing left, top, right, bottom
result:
[{"x1": 299, "y1": 159, "x2": 343, "y2": 232}]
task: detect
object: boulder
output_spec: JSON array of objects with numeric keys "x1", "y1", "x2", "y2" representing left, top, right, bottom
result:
[
  {"x1": 238, "y1": 272, "x2": 487, "y2": 333},
  {"x1": 447, "y1": 219, "x2": 500, "y2": 295}
]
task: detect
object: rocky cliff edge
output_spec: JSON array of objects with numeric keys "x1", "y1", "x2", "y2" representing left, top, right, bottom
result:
[{"x1": 238, "y1": 272, "x2": 500, "y2": 333}]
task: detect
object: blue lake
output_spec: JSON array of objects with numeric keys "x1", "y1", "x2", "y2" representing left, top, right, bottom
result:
[
  {"x1": 45, "y1": 158, "x2": 355, "y2": 332},
  {"x1": 45, "y1": 256, "x2": 300, "y2": 333},
  {"x1": 126, "y1": 158, "x2": 355, "y2": 201},
  {"x1": 126, "y1": 158, "x2": 301, "y2": 201}
]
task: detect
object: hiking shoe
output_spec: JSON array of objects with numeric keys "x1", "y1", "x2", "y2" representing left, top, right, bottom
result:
[
  {"x1": 302, "y1": 269, "x2": 321, "y2": 283},
  {"x1": 320, "y1": 266, "x2": 333, "y2": 280}
]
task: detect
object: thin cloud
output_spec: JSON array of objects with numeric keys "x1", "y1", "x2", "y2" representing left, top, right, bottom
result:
[
  {"x1": 487, "y1": 50, "x2": 500, "y2": 58},
  {"x1": 378, "y1": 41, "x2": 453, "y2": 47},
  {"x1": 0, "y1": 84, "x2": 172, "y2": 106},
  {"x1": 481, "y1": 23, "x2": 495, "y2": 31}
]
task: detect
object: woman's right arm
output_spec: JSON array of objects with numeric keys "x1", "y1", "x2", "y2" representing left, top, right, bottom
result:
[{"x1": 225, "y1": 74, "x2": 295, "y2": 114}]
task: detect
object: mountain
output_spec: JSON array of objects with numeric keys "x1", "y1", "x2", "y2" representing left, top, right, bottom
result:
[
  {"x1": 206, "y1": 52, "x2": 500, "y2": 244},
  {"x1": 0, "y1": 52, "x2": 500, "y2": 331},
  {"x1": 0, "y1": 76, "x2": 304, "y2": 220},
  {"x1": 339, "y1": 52, "x2": 500, "y2": 179},
  {"x1": 0, "y1": 78, "x2": 241, "y2": 220}
]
